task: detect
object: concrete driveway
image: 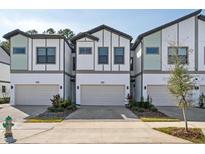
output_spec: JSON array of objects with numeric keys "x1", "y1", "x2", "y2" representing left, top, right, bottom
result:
[
  {"x1": 0, "y1": 104, "x2": 48, "y2": 122},
  {"x1": 66, "y1": 106, "x2": 138, "y2": 120},
  {"x1": 157, "y1": 106, "x2": 205, "y2": 122}
]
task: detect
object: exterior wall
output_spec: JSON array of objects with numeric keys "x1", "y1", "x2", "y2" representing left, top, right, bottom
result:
[
  {"x1": 162, "y1": 17, "x2": 196, "y2": 71},
  {"x1": 31, "y1": 38, "x2": 64, "y2": 71},
  {"x1": 143, "y1": 31, "x2": 161, "y2": 70},
  {"x1": 0, "y1": 48, "x2": 10, "y2": 98},
  {"x1": 76, "y1": 73, "x2": 130, "y2": 105},
  {"x1": 10, "y1": 73, "x2": 64, "y2": 105},
  {"x1": 198, "y1": 19, "x2": 205, "y2": 71},
  {"x1": 10, "y1": 34, "x2": 28, "y2": 70},
  {"x1": 76, "y1": 29, "x2": 130, "y2": 72}
]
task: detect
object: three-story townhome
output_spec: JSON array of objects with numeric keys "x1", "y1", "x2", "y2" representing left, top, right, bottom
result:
[
  {"x1": 3, "y1": 29, "x2": 74, "y2": 105},
  {"x1": 0, "y1": 46, "x2": 10, "y2": 98},
  {"x1": 71, "y1": 25, "x2": 132, "y2": 106},
  {"x1": 131, "y1": 9, "x2": 205, "y2": 106}
]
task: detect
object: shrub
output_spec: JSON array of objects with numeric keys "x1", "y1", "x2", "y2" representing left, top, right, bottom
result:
[
  {"x1": 0, "y1": 97, "x2": 10, "y2": 104},
  {"x1": 129, "y1": 99, "x2": 137, "y2": 108},
  {"x1": 50, "y1": 94, "x2": 61, "y2": 108},
  {"x1": 61, "y1": 99, "x2": 72, "y2": 108},
  {"x1": 150, "y1": 106, "x2": 158, "y2": 112},
  {"x1": 138, "y1": 108, "x2": 145, "y2": 112},
  {"x1": 131, "y1": 106, "x2": 138, "y2": 111},
  {"x1": 47, "y1": 107, "x2": 64, "y2": 112},
  {"x1": 199, "y1": 94, "x2": 205, "y2": 108}
]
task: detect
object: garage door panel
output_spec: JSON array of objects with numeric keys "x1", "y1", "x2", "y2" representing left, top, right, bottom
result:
[
  {"x1": 81, "y1": 85, "x2": 124, "y2": 106},
  {"x1": 147, "y1": 85, "x2": 177, "y2": 106},
  {"x1": 15, "y1": 85, "x2": 59, "y2": 105}
]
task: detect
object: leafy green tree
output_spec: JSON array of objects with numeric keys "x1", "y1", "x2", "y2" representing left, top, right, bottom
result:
[
  {"x1": 26, "y1": 29, "x2": 38, "y2": 35},
  {"x1": 45, "y1": 28, "x2": 56, "y2": 34},
  {"x1": 168, "y1": 55, "x2": 195, "y2": 132},
  {"x1": 58, "y1": 28, "x2": 75, "y2": 40}
]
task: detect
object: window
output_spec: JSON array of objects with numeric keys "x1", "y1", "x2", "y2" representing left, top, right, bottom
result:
[
  {"x1": 73, "y1": 57, "x2": 76, "y2": 71},
  {"x1": 146, "y1": 47, "x2": 159, "y2": 54},
  {"x1": 98, "y1": 47, "x2": 108, "y2": 64},
  {"x1": 168, "y1": 47, "x2": 188, "y2": 64},
  {"x1": 130, "y1": 57, "x2": 134, "y2": 71},
  {"x1": 2, "y1": 86, "x2": 6, "y2": 93},
  {"x1": 37, "y1": 47, "x2": 56, "y2": 64},
  {"x1": 114, "y1": 47, "x2": 124, "y2": 64},
  {"x1": 79, "y1": 47, "x2": 92, "y2": 54},
  {"x1": 13, "y1": 47, "x2": 25, "y2": 54}
]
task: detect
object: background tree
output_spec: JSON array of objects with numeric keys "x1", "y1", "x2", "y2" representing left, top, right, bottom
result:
[
  {"x1": 58, "y1": 28, "x2": 75, "y2": 40},
  {"x1": 45, "y1": 28, "x2": 56, "y2": 34},
  {"x1": 26, "y1": 29, "x2": 38, "y2": 35},
  {"x1": 168, "y1": 55, "x2": 195, "y2": 132}
]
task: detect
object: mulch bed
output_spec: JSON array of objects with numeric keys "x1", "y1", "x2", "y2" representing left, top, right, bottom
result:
[
  {"x1": 132, "y1": 109, "x2": 169, "y2": 118},
  {"x1": 155, "y1": 127, "x2": 205, "y2": 143}
]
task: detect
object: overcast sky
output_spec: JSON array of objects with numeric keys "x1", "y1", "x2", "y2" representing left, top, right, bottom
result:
[{"x1": 0, "y1": 9, "x2": 203, "y2": 41}]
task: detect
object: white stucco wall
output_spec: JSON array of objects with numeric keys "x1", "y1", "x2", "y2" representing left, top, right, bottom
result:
[
  {"x1": 76, "y1": 29, "x2": 130, "y2": 72},
  {"x1": 198, "y1": 19, "x2": 205, "y2": 71},
  {"x1": 76, "y1": 73, "x2": 130, "y2": 105}
]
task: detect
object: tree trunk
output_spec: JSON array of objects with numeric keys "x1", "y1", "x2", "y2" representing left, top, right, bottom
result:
[{"x1": 182, "y1": 106, "x2": 188, "y2": 132}]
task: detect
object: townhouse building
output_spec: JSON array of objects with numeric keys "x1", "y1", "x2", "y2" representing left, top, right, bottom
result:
[
  {"x1": 0, "y1": 46, "x2": 10, "y2": 98},
  {"x1": 3, "y1": 30, "x2": 75, "y2": 105}
]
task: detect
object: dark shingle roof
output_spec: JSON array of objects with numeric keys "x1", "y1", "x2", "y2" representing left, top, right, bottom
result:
[{"x1": 131, "y1": 9, "x2": 202, "y2": 50}]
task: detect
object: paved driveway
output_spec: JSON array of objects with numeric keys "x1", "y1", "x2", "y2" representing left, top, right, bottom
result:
[
  {"x1": 0, "y1": 104, "x2": 48, "y2": 122},
  {"x1": 66, "y1": 106, "x2": 138, "y2": 120},
  {"x1": 157, "y1": 106, "x2": 205, "y2": 122}
]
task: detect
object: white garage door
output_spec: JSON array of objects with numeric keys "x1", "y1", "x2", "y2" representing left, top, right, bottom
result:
[
  {"x1": 15, "y1": 84, "x2": 59, "y2": 105},
  {"x1": 81, "y1": 85, "x2": 125, "y2": 106},
  {"x1": 200, "y1": 85, "x2": 205, "y2": 94},
  {"x1": 147, "y1": 85, "x2": 177, "y2": 106}
]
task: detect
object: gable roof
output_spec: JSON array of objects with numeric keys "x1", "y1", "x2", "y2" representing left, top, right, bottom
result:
[
  {"x1": 3, "y1": 29, "x2": 74, "y2": 51},
  {"x1": 198, "y1": 14, "x2": 205, "y2": 21},
  {"x1": 0, "y1": 46, "x2": 10, "y2": 56},
  {"x1": 131, "y1": 9, "x2": 202, "y2": 50},
  {"x1": 71, "y1": 32, "x2": 99, "y2": 42},
  {"x1": 71, "y1": 24, "x2": 132, "y2": 42}
]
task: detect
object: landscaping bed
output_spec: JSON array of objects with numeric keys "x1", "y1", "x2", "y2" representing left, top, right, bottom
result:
[
  {"x1": 154, "y1": 127, "x2": 205, "y2": 143},
  {"x1": 0, "y1": 97, "x2": 10, "y2": 104},
  {"x1": 25, "y1": 94, "x2": 77, "y2": 123},
  {"x1": 127, "y1": 98, "x2": 179, "y2": 122}
]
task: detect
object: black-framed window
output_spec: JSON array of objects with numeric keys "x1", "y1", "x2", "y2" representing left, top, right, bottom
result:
[
  {"x1": 146, "y1": 47, "x2": 159, "y2": 54},
  {"x1": 114, "y1": 47, "x2": 124, "y2": 64},
  {"x1": 37, "y1": 47, "x2": 56, "y2": 64},
  {"x1": 79, "y1": 47, "x2": 92, "y2": 54},
  {"x1": 168, "y1": 47, "x2": 188, "y2": 64},
  {"x1": 73, "y1": 57, "x2": 76, "y2": 71},
  {"x1": 98, "y1": 47, "x2": 108, "y2": 64},
  {"x1": 2, "y1": 86, "x2": 6, "y2": 93},
  {"x1": 130, "y1": 57, "x2": 134, "y2": 71},
  {"x1": 13, "y1": 47, "x2": 25, "y2": 54}
]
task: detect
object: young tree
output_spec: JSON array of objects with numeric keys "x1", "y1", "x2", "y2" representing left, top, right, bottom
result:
[{"x1": 168, "y1": 55, "x2": 195, "y2": 132}]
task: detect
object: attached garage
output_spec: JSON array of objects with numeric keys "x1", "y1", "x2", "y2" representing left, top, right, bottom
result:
[
  {"x1": 147, "y1": 85, "x2": 177, "y2": 106},
  {"x1": 15, "y1": 84, "x2": 59, "y2": 105},
  {"x1": 80, "y1": 85, "x2": 125, "y2": 106}
]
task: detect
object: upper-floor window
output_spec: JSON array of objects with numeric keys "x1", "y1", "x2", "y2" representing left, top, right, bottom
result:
[
  {"x1": 130, "y1": 57, "x2": 134, "y2": 71},
  {"x1": 73, "y1": 57, "x2": 76, "y2": 71},
  {"x1": 13, "y1": 47, "x2": 25, "y2": 54},
  {"x1": 146, "y1": 47, "x2": 159, "y2": 55},
  {"x1": 168, "y1": 47, "x2": 188, "y2": 64},
  {"x1": 37, "y1": 47, "x2": 56, "y2": 64},
  {"x1": 98, "y1": 47, "x2": 108, "y2": 64},
  {"x1": 2, "y1": 85, "x2": 6, "y2": 93},
  {"x1": 79, "y1": 47, "x2": 92, "y2": 54},
  {"x1": 114, "y1": 47, "x2": 124, "y2": 64}
]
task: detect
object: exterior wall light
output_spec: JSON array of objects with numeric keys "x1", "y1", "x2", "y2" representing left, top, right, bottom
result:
[
  {"x1": 11, "y1": 85, "x2": 13, "y2": 89},
  {"x1": 144, "y1": 86, "x2": 146, "y2": 90},
  {"x1": 60, "y1": 86, "x2": 62, "y2": 89},
  {"x1": 77, "y1": 86, "x2": 79, "y2": 89}
]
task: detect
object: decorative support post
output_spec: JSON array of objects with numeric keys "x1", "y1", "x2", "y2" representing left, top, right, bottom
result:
[{"x1": 2, "y1": 116, "x2": 16, "y2": 143}]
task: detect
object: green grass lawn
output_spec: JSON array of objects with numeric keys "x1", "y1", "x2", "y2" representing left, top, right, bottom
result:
[
  {"x1": 154, "y1": 127, "x2": 205, "y2": 143},
  {"x1": 141, "y1": 117, "x2": 180, "y2": 122},
  {"x1": 25, "y1": 117, "x2": 64, "y2": 123}
]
